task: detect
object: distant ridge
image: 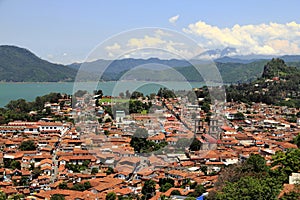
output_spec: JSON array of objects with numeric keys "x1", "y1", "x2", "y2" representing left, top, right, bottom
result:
[
  {"x1": 2, "y1": 45, "x2": 300, "y2": 83},
  {"x1": 0, "y1": 45, "x2": 77, "y2": 82}
]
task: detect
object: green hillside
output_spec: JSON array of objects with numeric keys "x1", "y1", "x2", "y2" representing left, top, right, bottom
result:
[
  {"x1": 0, "y1": 45, "x2": 77, "y2": 82},
  {"x1": 226, "y1": 58, "x2": 300, "y2": 107}
]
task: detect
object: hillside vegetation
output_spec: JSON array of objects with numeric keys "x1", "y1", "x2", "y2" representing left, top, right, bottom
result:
[
  {"x1": 226, "y1": 58, "x2": 300, "y2": 107},
  {"x1": 0, "y1": 45, "x2": 76, "y2": 82}
]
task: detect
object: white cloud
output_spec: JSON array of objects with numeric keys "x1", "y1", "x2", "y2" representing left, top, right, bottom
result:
[
  {"x1": 127, "y1": 35, "x2": 167, "y2": 48},
  {"x1": 63, "y1": 53, "x2": 67, "y2": 56},
  {"x1": 169, "y1": 15, "x2": 180, "y2": 25},
  {"x1": 105, "y1": 42, "x2": 121, "y2": 51},
  {"x1": 183, "y1": 21, "x2": 300, "y2": 55}
]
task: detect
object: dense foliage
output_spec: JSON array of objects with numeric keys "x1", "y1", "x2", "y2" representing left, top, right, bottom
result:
[
  {"x1": 130, "y1": 128, "x2": 167, "y2": 153},
  {"x1": 50, "y1": 194, "x2": 66, "y2": 200},
  {"x1": 208, "y1": 151, "x2": 300, "y2": 199},
  {"x1": 0, "y1": 92, "x2": 70, "y2": 124},
  {"x1": 19, "y1": 140, "x2": 36, "y2": 151},
  {"x1": 226, "y1": 58, "x2": 300, "y2": 107},
  {"x1": 0, "y1": 45, "x2": 76, "y2": 82},
  {"x1": 142, "y1": 180, "x2": 156, "y2": 199}
]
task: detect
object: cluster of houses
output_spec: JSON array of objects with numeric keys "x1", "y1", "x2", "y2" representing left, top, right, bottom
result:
[{"x1": 0, "y1": 94, "x2": 300, "y2": 199}]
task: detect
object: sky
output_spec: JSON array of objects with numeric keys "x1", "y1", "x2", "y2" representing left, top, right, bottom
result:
[{"x1": 0, "y1": 0, "x2": 300, "y2": 64}]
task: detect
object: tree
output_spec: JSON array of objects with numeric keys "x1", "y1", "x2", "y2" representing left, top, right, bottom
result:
[
  {"x1": 243, "y1": 154, "x2": 268, "y2": 173},
  {"x1": 106, "y1": 192, "x2": 116, "y2": 200},
  {"x1": 157, "y1": 87, "x2": 176, "y2": 99},
  {"x1": 200, "y1": 165, "x2": 208, "y2": 175},
  {"x1": 83, "y1": 181, "x2": 91, "y2": 190},
  {"x1": 170, "y1": 190, "x2": 181, "y2": 195},
  {"x1": 189, "y1": 138, "x2": 202, "y2": 151},
  {"x1": 176, "y1": 138, "x2": 191, "y2": 149},
  {"x1": 131, "y1": 91, "x2": 144, "y2": 99},
  {"x1": 130, "y1": 128, "x2": 148, "y2": 153},
  {"x1": 0, "y1": 191, "x2": 7, "y2": 200},
  {"x1": 234, "y1": 112, "x2": 245, "y2": 120},
  {"x1": 50, "y1": 194, "x2": 65, "y2": 200},
  {"x1": 159, "y1": 178, "x2": 174, "y2": 187},
  {"x1": 216, "y1": 176, "x2": 281, "y2": 200},
  {"x1": 125, "y1": 90, "x2": 131, "y2": 99},
  {"x1": 19, "y1": 140, "x2": 36, "y2": 151},
  {"x1": 74, "y1": 90, "x2": 88, "y2": 97},
  {"x1": 94, "y1": 90, "x2": 103, "y2": 98},
  {"x1": 105, "y1": 167, "x2": 114, "y2": 175},
  {"x1": 293, "y1": 133, "x2": 300, "y2": 148},
  {"x1": 189, "y1": 184, "x2": 206, "y2": 197},
  {"x1": 58, "y1": 182, "x2": 68, "y2": 189},
  {"x1": 160, "y1": 182, "x2": 173, "y2": 192},
  {"x1": 91, "y1": 168, "x2": 99, "y2": 175},
  {"x1": 11, "y1": 160, "x2": 21, "y2": 170},
  {"x1": 70, "y1": 181, "x2": 91, "y2": 191},
  {"x1": 71, "y1": 183, "x2": 85, "y2": 191},
  {"x1": 119, "y1": 92, "x2": 125, "y2": 98},
  {"x1": 142, "y1": 180, "x2": 156, "y2": 199},
  {"x1": 32, "y1": 167, "x2": 41, "y2": 179},
  {"x1": 272, "y1": 149, "x2": 300, "y2": 182},
  {"x1": 19, "y1": 176, "x2": 30, "y2": 186}
]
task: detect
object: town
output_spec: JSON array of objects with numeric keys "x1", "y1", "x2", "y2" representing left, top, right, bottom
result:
[{"x1": 0, "y1": 86, "x2": 300, "y2": 200}]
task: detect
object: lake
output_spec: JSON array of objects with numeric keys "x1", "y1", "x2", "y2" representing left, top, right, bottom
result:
[{"x1": 0, "y1": 81, "x2": 205, "y2": 107}]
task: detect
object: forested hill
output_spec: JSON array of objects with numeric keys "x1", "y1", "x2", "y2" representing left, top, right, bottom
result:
[
  {"x1": 226, "y1": 58, "x2": 300, "y2": 107},
  {"x1": 2, "y1": 45, "x2": 300, "y2": 84},
  {"x1": 0, "y1": 45, "x2": 77, "y2": 82}
]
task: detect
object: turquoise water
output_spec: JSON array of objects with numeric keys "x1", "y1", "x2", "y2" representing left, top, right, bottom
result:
[{"x1": 0, "y1": 81, "x2": 205, "y2": 107}]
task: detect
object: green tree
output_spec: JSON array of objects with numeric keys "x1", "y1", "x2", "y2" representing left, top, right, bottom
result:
[
  {"x1": 189, "y1": 138, "x2": 202, "y2": 151},
  {"x1": 31, "y1": 167, "x2": 41, "y2": 179},
  {"x1": 71, "y1": 183, "x2": 85, "y2": 191},
  {"x1": 216, "y1": 176, "x2": 281, "y2": 200},
  {"x1": 19, "y1": 140, "x2": 36, "y2": 151},
  {"x1": 105, "y1": 167, "x2": 114, "y2": 175},
  {"x1": 200, "y1": 165, "x2": 208, "y2": 175},
  {"x1": 130, "y1": 91, "x2": 144, "y2": 99},
  {"x1": 184, "y1": 198, "x2": 196, "y2": 200},
  {"x1": 0, "y1": 191, "x2": 7, "y2": 200},
  {"x1": 293, "y1": 133, "x2": 300, "y2": 148},
  {"x1": 189, "y1": 184, "x2": 206, "y2": 197},
  {"x1": 170, "y1": 190, "x2": 181, "y2": 195},
  {"x1": 106, "y1": 192, "x2": 116, "y2": 200},
  {"x1": 91, "y1": 168, "x2": 99, "y2": 175},
  {"x1": 142, "y1": 180, "x2": 156, "y2": 199},
  {"x1": 10, "y1": 160, "x2": 21, "y2": 170},
  {"x1": 157, "y1": 88, "x2": 176, "y2": 99},
  {"x1": 234, "y1": 112, "x2": 245, "y2": 120},
  {"x1": 58, "y1": 182, "x2": 68, "y2": 189},
  {"x1": 243, "y1": 154, "x2": 268, "y2": 173},
  {"x1": 272, "y1": 149, "x2": 300, "y2": 182},
  {"x1": 159, "y1": 178, "x2": 174, "y2": 187},
  {"x1": 83, "y1": 181, "x2": 91, "y2": 190},
  {"x1": 19, "y1": 176, "x2": 30, "y2": 186},
  {"x1": 160, "y1": 183, "x2": 173, "y2": 192},
  {"x1": 176, "y1": 138, "x2": 191, "y2": 149},
  {"x1": 50, "y1": 194, "x2": 65, "y2": 200},
  {"x1": 130, "y1": 128, "x2": 149, "y2": 153}
]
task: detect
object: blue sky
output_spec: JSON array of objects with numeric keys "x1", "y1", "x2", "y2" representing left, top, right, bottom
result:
[{"x1": 1, "y1": 0, "x2": 300, "y2": 64}]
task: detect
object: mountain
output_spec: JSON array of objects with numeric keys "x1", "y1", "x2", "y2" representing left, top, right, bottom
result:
[
  {"x1": 0, "y1": 45, "x2": 77, "y2": 82},
  {"x1": 196, "y1": 47, "x2": 238, "y2": 59},
  {"x1": 2, "y1": 45, "x2": 300, "y2": 84},
  {"x1": 226, "y1": 58, "x2": 300, "y2": 107}
]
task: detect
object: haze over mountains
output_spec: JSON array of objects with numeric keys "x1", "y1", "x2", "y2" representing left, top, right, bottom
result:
[{"x1": 1, "y1": 45, "x2": 300, "y2": 83}]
